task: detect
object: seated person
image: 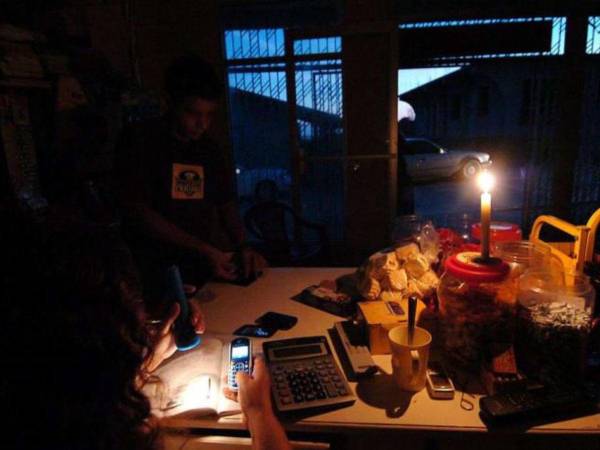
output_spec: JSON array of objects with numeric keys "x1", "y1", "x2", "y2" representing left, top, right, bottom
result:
[
  {"x1": 115, "y1": 54, "x2": 265, "y2": 297},
  {"x1": 4, "y1": 226, "x2": 289, "y2": 450}
]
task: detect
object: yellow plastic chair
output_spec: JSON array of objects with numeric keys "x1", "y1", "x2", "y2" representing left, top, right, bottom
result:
[
  {"x1": 529, "y1": 208, "x2": 599, "y2": 274},
  {"x1": 584, "y1": 208, "x2": 600, "y2": 262}
]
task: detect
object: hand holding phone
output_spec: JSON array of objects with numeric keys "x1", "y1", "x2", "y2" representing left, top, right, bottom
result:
[{"x1": 228, "y1": 337, "x2": 253, "y2": 391}]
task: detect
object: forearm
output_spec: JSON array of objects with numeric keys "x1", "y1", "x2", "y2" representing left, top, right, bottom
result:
[
  {"x1": 132, "y1": 204, "x2": 218, "y2": 258},
  {"x1": 246, "y1": 412, "x2": 291, "y2": 450},
  {"x1": 220, "y1": 201, "x2": 246, "y2": 248}
]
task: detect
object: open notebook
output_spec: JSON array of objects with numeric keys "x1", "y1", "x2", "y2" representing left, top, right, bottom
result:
[{"x1": 143, "y1": 336, "x2": 240, "y2": 418}]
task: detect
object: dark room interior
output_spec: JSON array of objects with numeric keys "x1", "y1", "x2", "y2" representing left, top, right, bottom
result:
[{"x1": 2, "y1": 1, "x2": 600, "y2": 449}]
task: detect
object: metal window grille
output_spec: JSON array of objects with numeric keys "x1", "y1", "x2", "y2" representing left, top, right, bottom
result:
[
  {"x1": 225, "y1": 29, "x2": 285, "y2": 59},
  {"x1": 587, "y1": 17, "x2": 600, "y2": 54},
  {"x1": 224, "y1": 29, "x2": 345, "y2": 243},
  {"x1": 293, "y1": 37, "x2": 342, "y2": 55}
]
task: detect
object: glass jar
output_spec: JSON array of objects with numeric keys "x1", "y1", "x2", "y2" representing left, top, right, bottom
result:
[
  {"x1": 437, "y1": 251, "x2": 513, "y2": 371},
  {"x1": 494, "y1": 240, "x2": 551, "y2": 279},
  {"x1": 391, "y1": 214, "x2": 422, "y2": 247},
  {"x1": 516, "y1": 270, "x2": 596, "y2": 386}
]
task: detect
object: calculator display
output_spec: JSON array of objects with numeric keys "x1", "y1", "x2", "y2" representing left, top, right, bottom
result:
[{"x1": 273, "y1": 344, "x2": 322, "y2": 359}]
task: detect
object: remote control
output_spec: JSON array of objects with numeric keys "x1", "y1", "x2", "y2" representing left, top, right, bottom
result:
[
  {"x1": 334, "y1": 321, "x2": 377, "y2": 377},
  {"x1": 479, "y1": 386, "x2": 597, "y2": 424}
]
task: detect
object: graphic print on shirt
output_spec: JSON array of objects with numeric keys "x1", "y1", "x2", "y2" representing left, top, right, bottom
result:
[{"x1": 171, "y1": 163, "x2": 204, "y2": 200}]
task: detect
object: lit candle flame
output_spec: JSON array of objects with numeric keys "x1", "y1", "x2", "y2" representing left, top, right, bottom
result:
[{"x1": 477, "y1": 170, "x2": 495, "y2": 193}]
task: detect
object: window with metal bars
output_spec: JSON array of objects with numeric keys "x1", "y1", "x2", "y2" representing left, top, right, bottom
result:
[{"x1": 223, "y1": 28, "x2": 344, "y2": 243}]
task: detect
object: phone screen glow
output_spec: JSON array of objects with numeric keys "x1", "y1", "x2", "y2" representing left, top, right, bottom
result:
[{"x1": 232, "y1": 345, "x2": 249, "y2": 359}]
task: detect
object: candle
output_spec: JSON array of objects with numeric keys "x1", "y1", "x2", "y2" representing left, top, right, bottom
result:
[
  {"x1": 477, "y1": 171, "x2": 495, "y2": 260},
  {"x1": 481, "y1": 192, "x2": 491, "y2": 259}
]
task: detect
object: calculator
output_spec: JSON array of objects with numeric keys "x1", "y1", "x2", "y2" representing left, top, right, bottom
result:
[{"x1": 263, "y1": 336, "x2": 356, "y2": 413}]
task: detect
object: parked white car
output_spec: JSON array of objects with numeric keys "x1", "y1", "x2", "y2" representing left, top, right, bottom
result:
[{"x1": 401, "y1": 138, "x2": 491, "y2": 180}]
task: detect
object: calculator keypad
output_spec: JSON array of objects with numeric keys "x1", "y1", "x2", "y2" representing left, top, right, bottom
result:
[{"x1": 271, "y1": 357, "x2": 350, "y2": 408}]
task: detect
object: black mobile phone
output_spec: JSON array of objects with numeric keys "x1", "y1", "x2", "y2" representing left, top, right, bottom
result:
[
  {"x1": 233, "y1": 324, "x2": 276, "y2": 338},
  {"x1": 255, "y1": 311, "x2": 298, "y2": 330},
  {"x1": 228, "y1": 337, "x2": 252, "y2": 391}
]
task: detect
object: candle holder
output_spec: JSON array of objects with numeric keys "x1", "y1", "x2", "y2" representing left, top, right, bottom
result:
[{"x1": 473, "y1": 255, "x2": 503, "y2": 266}]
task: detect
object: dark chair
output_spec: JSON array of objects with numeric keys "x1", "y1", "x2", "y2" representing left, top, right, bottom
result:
[{"x1": 244, "y1": 200, "x2": 330, "y2": 266}]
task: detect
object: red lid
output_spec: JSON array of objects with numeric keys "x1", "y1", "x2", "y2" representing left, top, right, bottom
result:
[
  {"x1": 460, "y1": 243, "x2": 480, "y2": 253},
  {"x1": 471, "y1": 221, "x2": 522, "y2": 242},
  {"x1": 444, "y1": 251, "x2": 510, "y2": 283}
]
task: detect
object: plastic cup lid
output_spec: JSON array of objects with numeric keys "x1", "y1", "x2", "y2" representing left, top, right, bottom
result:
[{"x1": 444, "y1": 251, "x2": 510, "y2": 283}]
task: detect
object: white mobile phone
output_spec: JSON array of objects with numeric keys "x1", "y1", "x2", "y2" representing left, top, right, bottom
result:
[
  {"x1": 426, "y1": 361, "x2": 455, "y2": 400},
  {"x1": 228, "y1": 337, "x2": 252, "y2": 391}
]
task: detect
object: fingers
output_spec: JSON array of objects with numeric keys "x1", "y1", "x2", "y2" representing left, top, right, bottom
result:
[
  {"x1": 189, "y1": 299, "x2": 206, "y2": 334},
  {"x1": 218, "y1": 266, "x2": 237, "y2": 281},
  {"x1": 194, "y1": 312, "x2": 206, "y2": 334},
  {"x1": 243, "y1": 251, "x2": 254, "y2": 278},
  {"x1": 255, "y1": 253, "x2": 268, "y2": 272},
  {"x1": 220, "y1": 253, "x2": 238, "y2": 280},
  {"x1": 160, "y1": 302, "x2": 180, "y2": 336},
  {"x1": 236, "y1": 370, "x2": 251, "y2": 387},
  {"x1": 183, "y1": 284, "x2": 197, "y2": 297},
  {"x1": 251, "y1": 355, "x2": 269, "y2": 381},
  {"x1": 162, "y1": 334, "x2": 177, "y2": 360},
  {"x1": 222, "y1": 386, "x2": 238, "y2": 402},
  {"x1": 210, "y1": 251, "x2": 237, "y2": 280}
]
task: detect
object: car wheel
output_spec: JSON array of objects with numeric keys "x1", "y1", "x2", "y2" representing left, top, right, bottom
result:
[{"x1": 461, "y1": 159, "x2": 481, "y2": 179}]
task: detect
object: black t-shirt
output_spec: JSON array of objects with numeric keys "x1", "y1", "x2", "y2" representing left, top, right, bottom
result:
[{"x1": 115, "y1": 118, "x2": 237, "y2": 248}]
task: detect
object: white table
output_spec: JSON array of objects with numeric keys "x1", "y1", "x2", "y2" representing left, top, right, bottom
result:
[{"x1": 161, "y1": 268, "x2": 600, "y2": 448}]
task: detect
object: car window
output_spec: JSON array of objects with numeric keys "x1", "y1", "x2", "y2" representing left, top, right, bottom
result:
[{"x1": 406, "y1": 140, "x2": 438, "y2": 155}]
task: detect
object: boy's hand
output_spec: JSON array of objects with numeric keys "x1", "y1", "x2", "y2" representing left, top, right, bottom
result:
[{"x1": 240, "y1": 248, "x2": 267, "y2": 279}]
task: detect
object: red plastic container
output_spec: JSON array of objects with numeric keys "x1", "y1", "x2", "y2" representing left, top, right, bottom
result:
[{"x1": 471, "y1": 221, "x2": 522, "y2": 243}]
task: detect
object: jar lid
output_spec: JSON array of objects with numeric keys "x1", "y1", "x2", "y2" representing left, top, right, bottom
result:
[
  {"x1": 444, "y1": 251, "x2": 510, "y2": 283},
  {"x1": 471, "y1": 221, "x2": 522, "y2": 242}
]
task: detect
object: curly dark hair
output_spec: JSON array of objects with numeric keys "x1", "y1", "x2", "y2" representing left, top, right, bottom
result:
[
  {"x1": 4, "y1": 224, "x2": 159, "y2": 450},
  {"x1": 164, "y1": 54, "x2": 223, "y2": 104}
]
